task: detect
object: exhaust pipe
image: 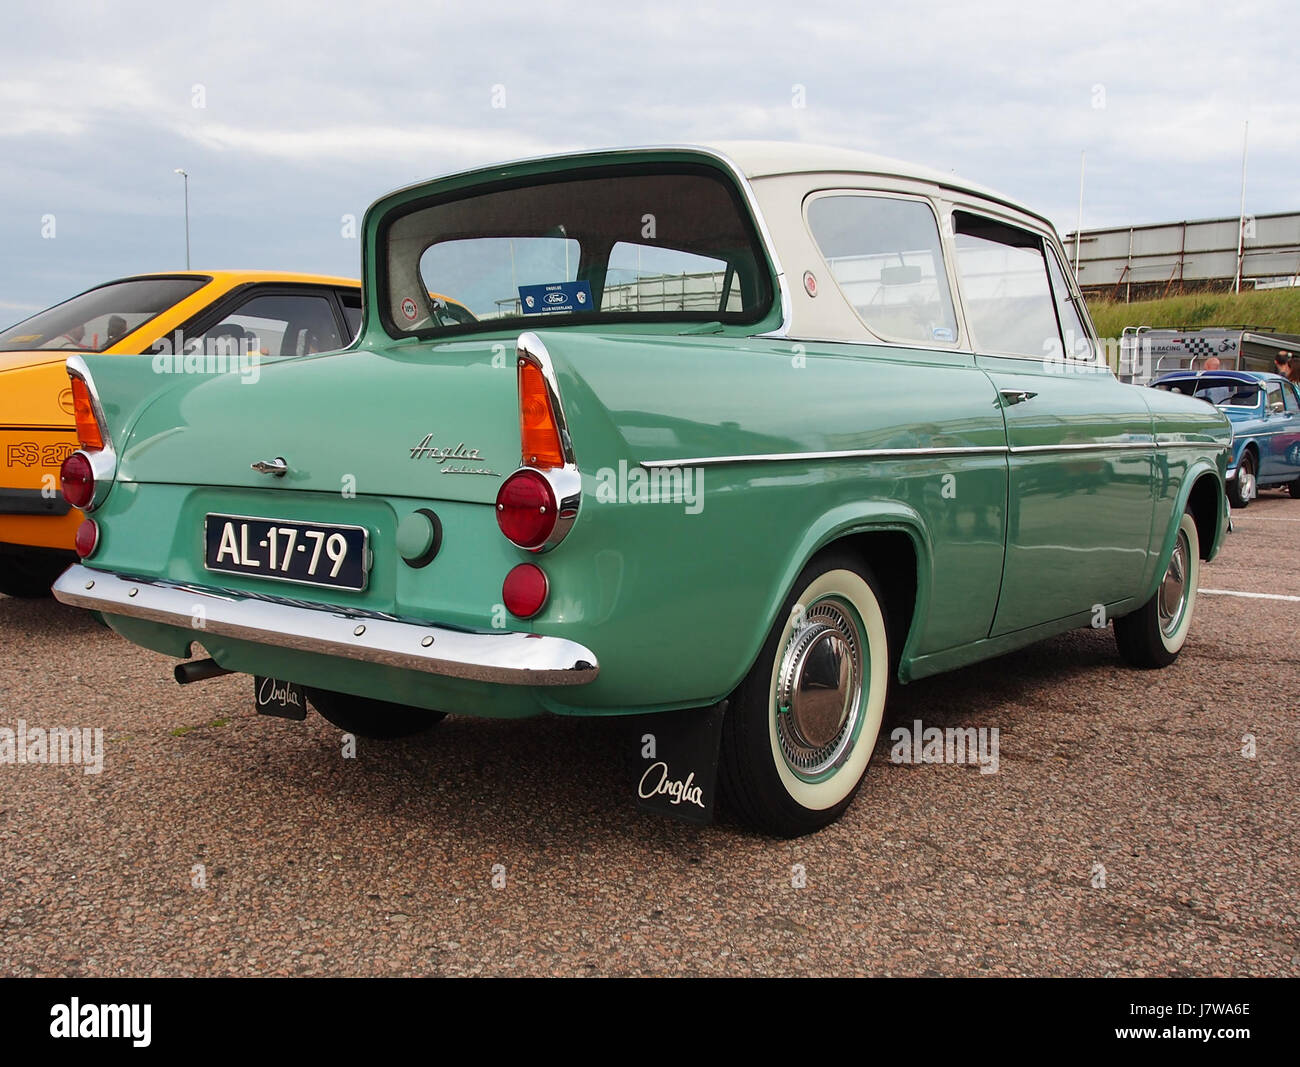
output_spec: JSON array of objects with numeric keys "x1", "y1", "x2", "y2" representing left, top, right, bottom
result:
[{"x1": 174, "y1": 658, "x2": 234, "y2": 685}]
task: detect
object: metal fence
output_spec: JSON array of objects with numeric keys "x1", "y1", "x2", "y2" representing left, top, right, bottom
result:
[{"x1": 1063, "y1": 212, "x2": 1300, "y2": 300}]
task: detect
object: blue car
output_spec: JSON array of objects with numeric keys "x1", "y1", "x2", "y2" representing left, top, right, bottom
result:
[{"x1": 1151, "y1": 370, "x2": 1300, "y2": 507}]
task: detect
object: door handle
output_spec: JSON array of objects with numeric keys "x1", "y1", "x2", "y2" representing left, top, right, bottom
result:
[
  {"x1": 1000, "y1": 389, "x2": 1038, "y2": 406},
  {"x1": 251, "y1": 457, "x2": 289, "y2": 477}
]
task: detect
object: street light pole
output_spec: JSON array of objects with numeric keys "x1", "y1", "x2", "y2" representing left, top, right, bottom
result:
[
  {"x1": 1234, "y1": 122, "x2": 1249, "y2": 294},
  {"x1": 173, "y1": 168, "x2": 190, "y2": 270},
  {"x1": 1073, "y1": 150, "x2": 1085, "y2": 279}
]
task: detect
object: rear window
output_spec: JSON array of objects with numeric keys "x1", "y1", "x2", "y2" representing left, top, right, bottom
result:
[
  {"x1": 381, "y1": 166, "x2": 772, "y2": 336},
  {"x1": 0, "y1": 277, "x2": 208, "y2": 352}
]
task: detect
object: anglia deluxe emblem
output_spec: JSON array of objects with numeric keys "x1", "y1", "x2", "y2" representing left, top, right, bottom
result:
[{"x1": 408, "y1": 433, "x2": 498, "y2": 476}]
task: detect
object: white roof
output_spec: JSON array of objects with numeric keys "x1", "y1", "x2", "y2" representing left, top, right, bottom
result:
[{"x1": 704, "y1": 140, "x2": 1041, "y2": 222}]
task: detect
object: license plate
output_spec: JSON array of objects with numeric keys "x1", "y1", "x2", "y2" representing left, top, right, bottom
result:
[{"x1": 204, "y1": 513, "x2": 369, "y2": 591}]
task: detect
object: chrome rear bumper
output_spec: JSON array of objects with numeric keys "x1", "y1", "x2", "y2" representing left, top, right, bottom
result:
[{"x1": 52, "y1": 565, "x2": 599, "y2": 686}]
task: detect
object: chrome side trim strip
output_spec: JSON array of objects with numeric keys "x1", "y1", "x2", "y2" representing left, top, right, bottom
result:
[
  {"x1": 1009, "y1": 441, "x2": 1152, "y2": 454},
  {"x1": 52, "y1": 565, "x2": 599, "y2": 687},
  {"x1": 639, "y1": 437, "x2": 1226, "y2": 469},
  {"x1": 640, "y1": 445, "x2": 1007, "y2": 468}
]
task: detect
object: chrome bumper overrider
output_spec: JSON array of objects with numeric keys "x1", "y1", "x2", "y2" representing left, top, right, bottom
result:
[{"x1": 52, "y1": 565, "x2": 599, "y2": 686}]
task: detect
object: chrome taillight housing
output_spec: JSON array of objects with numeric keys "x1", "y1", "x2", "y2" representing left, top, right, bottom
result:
[{"x1": 60, "y1": 355, "x2": 116, "y2": 512}]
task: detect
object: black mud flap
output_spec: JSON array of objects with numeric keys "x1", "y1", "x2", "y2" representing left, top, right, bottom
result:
[
  {"x1": 633, "y1": 701, "x2": 727, "y2": 826},
  {"x1": 254, "y1": 676, "x2": 308, "y2": 721}
]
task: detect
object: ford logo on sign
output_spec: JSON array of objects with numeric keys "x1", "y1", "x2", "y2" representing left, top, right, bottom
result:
[{"x1": 543, "y1": 292, "x2": 568, "y2": 306}]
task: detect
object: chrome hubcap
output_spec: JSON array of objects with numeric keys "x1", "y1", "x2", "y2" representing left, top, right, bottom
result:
[
  {"x1": 1241, "y1": 468, "x2": 1256, "y2": 500},
  {"x1": 776, "y1": 598, "x2": 863, "y2": 779},
  {"x1": 1158, "y1": 529, "x2": 1189, "y2": 638}
]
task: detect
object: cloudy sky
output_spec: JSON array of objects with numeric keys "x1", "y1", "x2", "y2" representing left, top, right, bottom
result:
[{"x1": 2, "y1": 0, "x2": 1295, "y2": 320}]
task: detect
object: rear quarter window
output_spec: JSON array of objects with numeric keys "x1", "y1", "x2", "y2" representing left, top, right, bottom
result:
[{"x1": 806, "y1": 193, "x2": 958, "y2": 346}]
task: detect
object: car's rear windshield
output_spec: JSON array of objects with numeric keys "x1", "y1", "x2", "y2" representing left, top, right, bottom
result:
[
  {"x1": 381, "y1": 165, "x2": 773, "y2": 337},
  {"x1": 0, "y1": 277, "x2": 208, "y2": 353}
]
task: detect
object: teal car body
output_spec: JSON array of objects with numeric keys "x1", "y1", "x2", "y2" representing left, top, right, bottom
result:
[{"x1": 53, "y1": 144, "x2": 1232, "y2": 835}]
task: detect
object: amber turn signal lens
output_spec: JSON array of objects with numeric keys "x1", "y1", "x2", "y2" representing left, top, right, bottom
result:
[
  {"x1": 74, "y1": 519, "x2": 99, "y2": 558},
  {"x1": 70, "y1": 376, "x2": 104, "y2": 451},
  {"x1": 518, "y1": 359, "x2": 564, "y2": 470},
  {"x1": 502, "y1": 563, "x2": 548, "y2": 619},
  {"x1": 60, "y1": 452, "x2": 95, "y2": 510}
]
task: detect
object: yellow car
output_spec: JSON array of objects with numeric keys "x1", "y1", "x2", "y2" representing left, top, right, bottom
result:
[{"x1": 0, "y1": 270, "x2": 361, "y2": 596}]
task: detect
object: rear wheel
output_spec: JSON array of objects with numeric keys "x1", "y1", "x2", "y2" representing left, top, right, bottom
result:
[
  {"x1": 1228, "y1": 451, "x2": 1255, "y2": 508},
  {"x1": 720, "y1": 551, "x2": 890, "y2": 837},
  {"x1": 1113, "y1": 509, "x2": 1200, "y2": 669},
  {"x1": 0, "y1": 547, "x2": 74, "y2": 599},
  {"x1": 304, "y1": 688, "x2": 446, "y2": 739}
]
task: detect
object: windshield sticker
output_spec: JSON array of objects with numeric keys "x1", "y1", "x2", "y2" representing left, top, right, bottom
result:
[
  {"x1": 932, "y1": 326, "x2": 955, "y2": 342},
  {"x1": 519, "y1": 281, "x2": 592, "y2": 315},
  {"x1": 400, "y1": 297, "x2": 419, "y2": 321}
]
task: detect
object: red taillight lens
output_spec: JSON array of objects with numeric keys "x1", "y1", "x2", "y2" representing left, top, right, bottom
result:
[
  {"x1": 60, "y1": 452, "x2": 95, "y2": 510},
  {"x1": 502, "y1": 563, "x2": 548, "y2": 618},
  {"x1": 518, "y1": 359, "x2": 565, "y2": 470},
  {"x1": 70, "y1": 376, "x2": 104, "y2": 451},
  {"x1": 495, "y1": 469, "x2": 557, "y2": 550},
  {"x1": 74, "y1": 519, "x2": 99, "y2": 558}
]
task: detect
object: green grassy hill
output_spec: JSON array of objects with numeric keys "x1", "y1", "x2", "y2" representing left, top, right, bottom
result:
[{"x1": 1086, "y1": 288, "x2": 1300, "y2": 340}]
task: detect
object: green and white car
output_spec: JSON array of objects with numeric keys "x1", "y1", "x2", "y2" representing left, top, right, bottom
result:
[{"x1": 53, "y1": 144, "x2": 1231, "y2": 836}]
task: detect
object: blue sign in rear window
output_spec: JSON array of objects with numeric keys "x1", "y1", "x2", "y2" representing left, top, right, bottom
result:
[{"x1": 518, "y1": 281, "x2": 593, "y2": 315}]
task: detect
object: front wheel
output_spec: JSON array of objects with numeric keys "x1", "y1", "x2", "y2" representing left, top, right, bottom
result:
[
  {"x1": 1288, "y1": 478, "x2": 1300, "y2": 499},
  {"x1": 719, "y1": 551, "x2": 890, "y2": 837},
  {"x1": 1228, "y1": 452, "x2": 1255, "y2": 508},
  {"x1": 304, "y1": 688, "x2": 446, "y2": 739},
  {"x1": 1113, "y1": 509, "x2": 1200, "y2": 669}
]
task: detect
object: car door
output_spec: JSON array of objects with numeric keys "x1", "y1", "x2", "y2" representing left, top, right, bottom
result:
[
  {"x1": 802, "y1": 190, "x2": 1009, "y2": 651},
  {"x1": 1283, "y1": 383, "x2": 1300, "y2": 475},
  {"x1": 1262, "y1": 379, "x2": 1300, "y2": 479},
  {"x1": 948, "y1": 209, "x2": 1155, "y2": 635}
]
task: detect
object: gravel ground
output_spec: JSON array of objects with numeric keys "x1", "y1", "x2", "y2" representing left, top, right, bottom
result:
[{"x1": 1, "y1": 493, "x2": 1296, "y2": 977}]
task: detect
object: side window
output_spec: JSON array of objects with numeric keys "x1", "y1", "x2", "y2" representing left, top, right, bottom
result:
[
  {"x1": 953, "y1": 212, "x2": 1060, "y2": 359},
  {"x1": 602, "y1": 243, "x2": 742, "y2": 313},
  {"x1": 806, "y1": 194, "x2": 957, "y2": 345},
  {"x1": 339, "y1": 290, "x2": 362, "y2": 340},
  {"x1": 1045, "y1": 248, "x2": 1094, "y2": 361},
  {"x1": 1265, "y1": 381, "x2": 1284, "y2": 413},
  {"x1": 184, "y1": 293, "x2": 342, "y2": 358},
  {"x1": 1283, "y1": 384, "x2": 1300, "y2": 413}
]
